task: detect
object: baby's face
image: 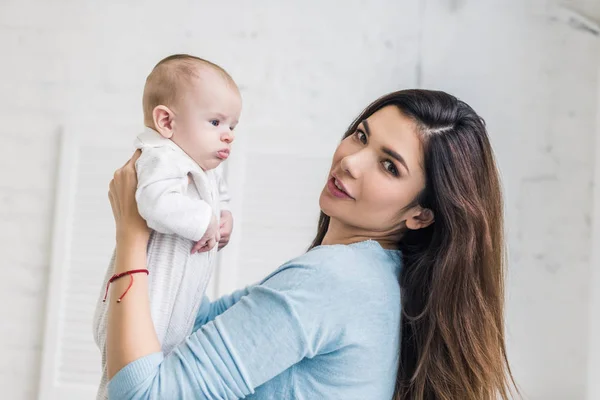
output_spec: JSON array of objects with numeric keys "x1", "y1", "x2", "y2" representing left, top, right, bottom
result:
[{"x1": 171, "y1": 74, "x2": 242, "y2": 171}]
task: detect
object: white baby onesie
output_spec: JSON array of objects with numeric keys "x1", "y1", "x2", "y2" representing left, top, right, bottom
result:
[{"x1": 92, "y1": 127, "x2": 229, "y2": 400}]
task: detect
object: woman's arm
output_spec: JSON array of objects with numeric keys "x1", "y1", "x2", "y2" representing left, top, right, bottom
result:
[
  {"x1": 106, "y1": 152, "x2": 343, "y2": 399},
  {"x1": 108, "y1": 263, "x2": 340, "y2": 400},
  {"x1": 193, "y1": 286, "x2": 253, "y2": 332},
  {"x1": 106, "y1": 151, "x2": 161, "y2": 379}
]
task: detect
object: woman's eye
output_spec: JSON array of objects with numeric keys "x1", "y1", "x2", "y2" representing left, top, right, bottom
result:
[
  {"x1": 210, "y1": 120, "x2": 220, "y2": 127},
  {"x1": 355, "y1": 130, "x2": 367, "y2": 144},
  {"x1": 383, "y1": 160, "x2": 399, "y2": 176}
]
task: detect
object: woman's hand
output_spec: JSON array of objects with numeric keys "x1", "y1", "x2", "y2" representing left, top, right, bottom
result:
[{"x1": 108, "y1": 150, "x2": 150, "y2": 244}]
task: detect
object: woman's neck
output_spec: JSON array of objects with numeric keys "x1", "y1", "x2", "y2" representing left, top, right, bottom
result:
[{"x1": 321, "y1": 218, "x2": 401, "y2": 250}]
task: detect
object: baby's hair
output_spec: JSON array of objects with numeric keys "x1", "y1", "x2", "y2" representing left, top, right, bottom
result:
[{"x1": 142, "y1": 54, "x2": 236, "y2": 126}]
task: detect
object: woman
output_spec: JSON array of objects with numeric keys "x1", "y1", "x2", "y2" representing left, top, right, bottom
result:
[{"x1": 105, "y1": 89, "x2": 517, "y2": 399}]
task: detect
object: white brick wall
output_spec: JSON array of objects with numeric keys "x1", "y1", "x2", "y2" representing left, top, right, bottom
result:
[{"x1": 0, "y1": 1, "x2": 597, "y2": 399}]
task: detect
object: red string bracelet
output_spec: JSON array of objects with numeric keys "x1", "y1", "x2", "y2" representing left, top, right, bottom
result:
[{"x1": 103, "y1": 269, "x2": 149, "y2": 303}]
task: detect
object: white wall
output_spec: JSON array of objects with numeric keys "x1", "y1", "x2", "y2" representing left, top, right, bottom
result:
[
  {"x1": 421, "y1": 2, "x2": 599, "y2": 399},
  {"x1": 587, "y1": 66, "x2": 600, "y2": 400},
  {"x1": 0, "y1": 0, "x2": 597, "y2": 399}
]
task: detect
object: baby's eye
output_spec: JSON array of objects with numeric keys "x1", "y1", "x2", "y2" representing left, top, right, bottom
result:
[{"x1": 210, "y1": 120, "x2": 220, "y2": 127}]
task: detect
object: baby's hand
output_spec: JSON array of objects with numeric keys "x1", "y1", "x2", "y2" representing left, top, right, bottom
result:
[
  {"x1": 191, "y1": 214, "x2": 220, "y2": 254},
  {"x1": 218, "y1": 210, "x2": 234, "y2": 250}
]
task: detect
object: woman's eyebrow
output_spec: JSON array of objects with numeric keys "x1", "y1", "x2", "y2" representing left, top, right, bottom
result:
[
  {"x1": 361, "y1": 120, "x2": 372, "y2": 136},
  {"x1": 383, "y1": 148, "x2": 410, "y2": 174},
  {"x1": 361, "y1": 120, "x2": 410, "y2": 174}
]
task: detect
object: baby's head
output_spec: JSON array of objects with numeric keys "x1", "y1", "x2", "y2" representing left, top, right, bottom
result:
[{"x1": 143, "y1": 54, "x2": 242, "y2": 171}]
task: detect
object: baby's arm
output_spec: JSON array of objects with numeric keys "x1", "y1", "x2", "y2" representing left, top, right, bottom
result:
[{"x1": 135, "y1": 148, "x2": 213, "y2": 242}]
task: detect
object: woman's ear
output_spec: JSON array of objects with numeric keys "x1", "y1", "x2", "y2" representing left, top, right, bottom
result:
[
  {"x1": 152, "y1": 106, "x2": 175, "y2": 139},
  {"x1": 405, "y1": 207, "x2": 434, "y2": 230}
]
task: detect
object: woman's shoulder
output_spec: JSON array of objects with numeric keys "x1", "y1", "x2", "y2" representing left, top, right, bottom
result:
[
  {"x1": 262, "y1": 240, "x2": 401, "y2": 293},
  {"x1": 302, "y1": 240, "x2": 401, "y2": 272}
]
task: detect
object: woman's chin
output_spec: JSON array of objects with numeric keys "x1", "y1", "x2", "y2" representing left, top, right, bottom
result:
[
  {"x1": 318, "y1": 190, "x2": 329, "y2": 210},
  {"x1": 318, "y1": 191, "x2": 337, "y2": 218}
]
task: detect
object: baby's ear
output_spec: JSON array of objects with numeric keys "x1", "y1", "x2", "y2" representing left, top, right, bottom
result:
[{"x1": 153, "y1": 105, "x2": 174, "y2": 139}]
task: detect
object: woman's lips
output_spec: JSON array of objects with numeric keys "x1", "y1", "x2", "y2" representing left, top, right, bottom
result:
[{"x1": 326, "y1": 176, "x2": 354, "y2": 199}]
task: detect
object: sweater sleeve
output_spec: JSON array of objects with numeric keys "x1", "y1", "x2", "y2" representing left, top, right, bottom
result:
[
  {"x1": 135, "y1": 147, "x2": 213, "y2": 241},
  {"x1": 192, "y1": 286, "x2": 253, "y2": 332},
  {"x1": 107, "y1": 252, "x2": 347, "y2": 400}
]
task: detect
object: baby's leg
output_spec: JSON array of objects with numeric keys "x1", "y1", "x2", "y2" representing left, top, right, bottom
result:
[
  {"x1": 163, "y1": 249, "x2": 215, "y2": 351},
  {"x1": 147, "y1": 232, "x2": 215, "y2": 354},
  {"x1": 92, "y1": 250, "x2": 115, "y2": 349},
  {"x1": 91, "y1": 249, "x2": 116, "y2": 400}
]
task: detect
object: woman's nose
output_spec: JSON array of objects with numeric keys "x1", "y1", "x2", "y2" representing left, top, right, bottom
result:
[{"x1": 340, "y1": 151, "x2": 366, "y2": 179}]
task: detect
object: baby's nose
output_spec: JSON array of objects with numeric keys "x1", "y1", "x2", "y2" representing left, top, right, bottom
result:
[{"x1": 221, "y1": 131, "x2": 234, "y2": 143}]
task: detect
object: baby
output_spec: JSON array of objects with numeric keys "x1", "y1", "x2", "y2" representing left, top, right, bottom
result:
[{"x1": 92, "y1": 54, "x2": 241, "y2": 400}]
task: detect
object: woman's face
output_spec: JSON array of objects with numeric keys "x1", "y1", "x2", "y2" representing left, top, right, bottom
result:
[{"x1": 319, "y1": 106, "x2": 430, "y2": 240}]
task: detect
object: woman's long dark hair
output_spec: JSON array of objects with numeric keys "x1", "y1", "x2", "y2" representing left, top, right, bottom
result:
[{"x1": 310, "y1": 90, "x2": 517, "y2": 399}]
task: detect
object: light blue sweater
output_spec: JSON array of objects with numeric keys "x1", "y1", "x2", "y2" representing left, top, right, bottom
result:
[{"x1": 108, "y1": 240, "x2": 402, "y2": 400}]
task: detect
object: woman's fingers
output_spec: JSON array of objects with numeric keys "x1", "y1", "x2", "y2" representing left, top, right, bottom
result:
[
  {"x1": 108, "y1": 186, "x2": 116, "y2": 219},
  {"x1": 122, "y1": 150, "x2": 142, "y2": 177},
  {"x1": 108, "y1": 150, "x2": 150, "y2": 243},
  {"x1": 109, "y1": 179, "x2": 118, "y2": 208},
  {"x1": 111, "y1": 151, "x2": 140, "y2": 213},
  {"x1": 124, "y1": 151, "x2": 140, "y2": 179},
  {"x1": 130, "y1": 149, "x2": 142, "y2": 164},
  {"x1": 108, "y1": 179, "x2": 120, "y2": 224},
  {"x1": 113, "y1": 150, "x2": 140, "y2": 195},
  {"x1": 111, "y1": 154, "x2": 138, "y2": 220},
  {"x1": 119, "y1": 149, "x2": 141, "y2": 170}
]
